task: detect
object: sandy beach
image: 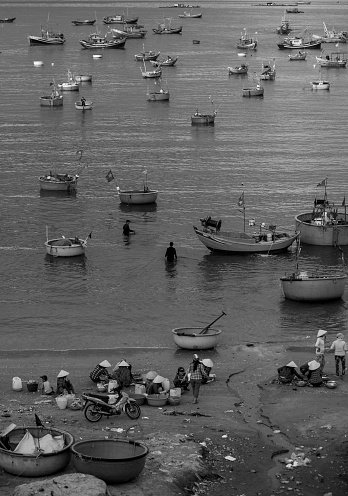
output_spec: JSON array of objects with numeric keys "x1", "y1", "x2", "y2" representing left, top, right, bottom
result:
[{"x1": 0, "y1": 343, "x2": 347, "y2": 495}]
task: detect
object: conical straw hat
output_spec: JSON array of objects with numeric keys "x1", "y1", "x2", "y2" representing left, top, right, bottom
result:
[
  {"x1": 57, "y1": 370, "x2": 69, "y2": 378},
  {"x1": 99, "y1": 360, "x2": 111, "y2": 367},
  {"x1": 317, "y1": 329, "x2": 327, "y2": 337},
  {"x1": 286, "y1": 361, "x2": 297, "y2": 368}
]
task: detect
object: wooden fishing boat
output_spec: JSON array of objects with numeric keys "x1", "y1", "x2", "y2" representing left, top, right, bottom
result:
[
  {"x1": 260, "y1": 59, "x2": 276, "y2": 80},
  {"x1": 71, "y1": 19, "x2": 96, "y2": 26},
  {"x1": 194, "y1": 216, "x2": 298, "y2": 254},
  {"x1": 0, "y1": 425, "x2": 74, "y2": 477},
  {"x1": 295, "y1": 179, "x2": 348, "y2": 245},
  {"x1": 39, "y1": 173, "x2": 78, "y2": 192},
  {"x1": 140, "y1": 60, "x2": 162, "y2": 78},
  {"x1": 58, "y1": 70, "x2": 79, "y2": 91},
  {"x1": 111, "y1": 24, "x2": 147, "y2": 39},
  {"x1": 280, "y1": 242, "x2": 346, "y2": 301},
  {"x1": 316, "y1": 50, "x2": 347, "y2": 68},
  {"x1": 80, "y1": 32, "x2": 126, "y2": 49},
  {"x1": 74, "y1": 74, "x2": 92, "y2": 82},
  {"x1": 153, "y1": 18, "x2": 182, "y2": 34},
  {"x1": 75, "y1": 99, "x2": 93, "y2": 110},
  {"x1": 237, "y1": 28, "x2": 257, "y2": 50},
  {"x1": 242, "y1": 76, "x2": 264, "y2": 97},
  {"x1": 103, "y1": 14, "x2": 138, "y2": 25},
  {"x1": 135, "y1": 46, "x2": 160, "y2": 61},
  {"x1": 191, "y1": 98, "x2": 217, "y2": 125},
  {"x1": 0, "y1": 17, "x2": 16, "y2": 23},
  {"x1": 311, "y1": 65, "x2": 330, "y2": 90},
  {"x1": 40, "y1": 81, "x2": 63, "y2": 107},
  {"x1": 312, "y1": 22, "x2": 347, "y2": 43},
  {"x1": 147, "y1": 78, "x2": 170, "y2": 101},
  {"x1": 286, "y1": 8, "x2": 304, "y2": 13},
  {"x1": 150, "y1": 55, "x2": 178, "y2": 67},
  {"x1": 28, "y1": 25, "x2": 65, "y2": 45},
  {"x1": 228, "y1": 62, "x2": 248, "y2": 74},
  {"x1": 178, "y1": 10, "x2": 202, "y2": 18},
  {"x1": 278, "y1": 36, "x2": 321, "y2": 50},
  {"x1": 45, "y1": 235, "x2": 89, "y2": 257},
  {"x1": 172, "y1": 327, "x2": 222, "y2": 350},
  {"x1": 115, "y1": 171, "x2": 158, "y2": 205},
  {"x1": 288, "y1": 50, "x2": 307, "y2": 60}
]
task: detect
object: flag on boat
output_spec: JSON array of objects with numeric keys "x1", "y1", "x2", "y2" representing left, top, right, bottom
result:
[
  {"x1": 342, "y1": 196, "x2": 346, "y2": 207},
  {"x1": 88, "y1": 232, "x2": 92, "y2": 239},
  {"x1": 314, "y1": 197, "x2": 317, "y2": 206},
  {"x1": 35, "y1": 414, "x2": 44, "y2": 428},
  {"x1": 106, "y1": 170, "x2": 114, "y2": 182},
  {"x1": 317, "y1": 179, "x2": 326, "y2": 187},
  {"x1": 238, "y1": 192, "x2": 244, "y2": 207}
]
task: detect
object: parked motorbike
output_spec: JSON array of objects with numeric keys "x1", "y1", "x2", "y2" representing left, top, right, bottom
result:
[{"x1": 82, "y1": 391, "x2": 141, "y2": 422}]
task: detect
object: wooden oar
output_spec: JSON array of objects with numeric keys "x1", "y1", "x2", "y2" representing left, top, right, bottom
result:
[{"x1": 199, "y1": 311, "x2": 226, "y2": 335}]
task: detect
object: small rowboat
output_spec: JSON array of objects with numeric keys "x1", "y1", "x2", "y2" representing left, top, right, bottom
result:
[
  {"x1": 75, "y1": 99, "x2": 93, "y2": 110},
  {"x1": 289, "y1": 50, "x2": 307, "y2": 60},
  {"x1": 172, "y1": 327, "x2": 222, "y2": 350},
  {"x1": 75, "y1": 74, "x2": 92, "y2": 82},
  {"x1": 0, "y1": 17, "x2": 16, "y2": 23},
  {"x1": 45, "y1": 233, "x2": 90, "y2": 257},
  {"x1": 71, "y1": 19, "x2": 96, "y2": 26},
  {"x1": 228, "y1": 63, "x2": 248, "y2": 74}
]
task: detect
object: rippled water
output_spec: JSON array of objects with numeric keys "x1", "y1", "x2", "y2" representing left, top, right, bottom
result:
[{"x1": 1, "y1": 0, "x2": 348, "y2": 354}]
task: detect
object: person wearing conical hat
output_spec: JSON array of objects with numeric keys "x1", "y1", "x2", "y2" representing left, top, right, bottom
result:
[
  {"x1": 112, "y1": 359, "x2": 133, "y2": 388},
  {"x1": 89, "y1": 360, "x2": 112, "y2": 384},
  {"x1": 201, "y1": 359, "x2": 214, "y2": 384},
  {"x1": 306, "y1": 360, "x2": 323, "y2": 387},
  {"x1": 315, "y1": 329, "x2": 327, "y2": 372},
  {"x1": 146, "y1": 375, "x2": 165, "y2": 395},
  {"x1": 330, "y1": 332, "x2": 347, "y2": 377},
  {"x1": 187, "y1": 354, "x2": 209, "y2": 404},
  {"x1": 173, "y1": 366, "x2": 190, "y2": 392},
  {"x1": 277, "y1": 361, "x2": 303, "y2": 384},
  {"x1": 56, "y1": 370, "x2": 75, "y2": 395}
]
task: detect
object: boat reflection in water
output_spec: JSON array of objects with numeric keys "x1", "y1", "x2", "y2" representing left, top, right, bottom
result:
[{"x1": 119, "y1": 202, "x2": 157, "y2": 213}]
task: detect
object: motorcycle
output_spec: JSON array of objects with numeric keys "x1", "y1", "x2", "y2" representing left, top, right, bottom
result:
[{"x1": 82, "y1": 391, "x2": 141, "y2": 422}]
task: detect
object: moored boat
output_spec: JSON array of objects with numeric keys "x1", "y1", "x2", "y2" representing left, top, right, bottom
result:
[
  {"x1": 39, "y1": 173, "x2": 78, "y2": 191},
  {"x1": 242, "y1": 76, "x2": 264, "y2": 97},
  {"x1": 280, "y1": 242, "x2": 346, "y2": 301},
  {"x1": 72, "y1": 19, "x2": 96, "y2": 26},
  {"x1": 172, "y1": 327, "x2": 222, "y2": 350},
  {"x1": 40, "y1": 81, "x2": 63, "y2": 107},
  {"x1": 311, "y1": 65, "x2": 330, "y2": 90},
  {"x1": 228, "y1": 62, "x2": 248, "y2": 74},
  {"x1": 28, "y1": 25, "x2": 65, "y2": 45},
  {"x1": 312, "y1": 22, "x2": 347, "y2": 43},
  {"x1": 45, "y1": 235, "x2": 89, "y2": 257},
  {"x1": 75, "y1": 98, "x2": 93, "y2": 110},
  {"x1": 286, "y1": 8, "x2": 304, "y2": 13},
  {"x1": 135, "y1": 46, "x2": 160, "y2": 61},
  {"x1": 316, "y1": 50, "x2": 347, "y2": 68},
  {"x1": 107, "y1": 169, "x2": 158, "y2": 204},
  {"x1": 153, "y1": 18, "x2": 182, "y2": 34},
  {"x1": 140, "y1": 60, "x2": 162, "y2": 78},
  {"x1": 295, "y1": 179, "x2": 348, "y2": 245},
  {"x1": 191, "y1": 98, "x2": 217, "y2": 125},
  {"x1": 80, "y1": 31, "x2": 126, "y2": 49},
  {"x1": 58, "y1": 70, "x2": 79, "y2": 91},
  {"x1": 150, "y1": 55, "x2": 178, "y2": 67},
  {"x1": 278, "y1": 35, "x2": 321, "y2": 50},
  {"x1": 111, "y1": 24, "x2": 147, "y2": 39},
  {"x1": 178, "y1": 10, "x2": 202, "y2": 18},
  {"x1": 260, "y1": 59, "x2": 276, "y2": 80},
  {"x1": 147, "y1": 78, "x2": 170, "y2": 101},
  {"x1": 75, "y1": 74, "x2": 92, "y2": 82},
  {"x1": 237, "y1": 28, "x2": 257, "y2": 49},
  {"x1": 288, "y1": 50, "x2": 307, "y2": 60},
  {"x1": 0, "y1": 17, "x2": 16, "y2": 23},
  {"x1": 103, "y1": 14, "x2": 138, "y2": 24}
]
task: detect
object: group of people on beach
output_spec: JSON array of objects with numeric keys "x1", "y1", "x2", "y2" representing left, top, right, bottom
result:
[{"x1": 277, "y1": 329, "x2": 347, "y2": 387}]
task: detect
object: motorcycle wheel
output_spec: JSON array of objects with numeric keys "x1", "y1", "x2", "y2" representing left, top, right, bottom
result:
[
  {"x1": 125, "y1": 401, "x2": 141, "y2": 419},
  {"x1": 84, "y1": 403, "x2": 103, "y2": 422}
]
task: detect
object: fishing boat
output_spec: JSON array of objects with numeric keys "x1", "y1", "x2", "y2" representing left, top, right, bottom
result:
[
  {"x1": 260, "y1": 59, "x2": 276, "y2": 80},
  {"x1": 114, "y1": 170, "x2": 158, "y2": 205},
  {"x1": 276, "y1": 14, "x2": 292, "y2": 35},
  {"x1": 39, "y1": 173, "x2": 78, "y2": 192},
  {"x1": 80, "y1": 31, "x2": 126, "y2": 49},
  {"x1": 135, "y1": 46, "x2": 160, "y2": 61},
  {"x1": 75, "y1": 98, "x2": 93, "y2": 110},
  {"x1": 316, "y1": 50, "x2": 347, "y2": 68},
  {"x1": 178, "y1": 10, "x2": 202, "y2": 18},
  {"x1": 58, "y1": 70, "x2": 79, "y2": 91},
  {"x1": 0, "y1": 17, "x2": 16, "y2": 23},
  {"x1": 147, "y1": 78, "x2": 170, "y2": 101},
  {"x1": 71, "y1": 19, "x2": 96, "y2": 26},
  {"x1": 280, "y1": 242, "x2": 346, "y2": 301},
  {"x1": 288, "y1": 50, "x2": 307, "y2": 60},
  {"x1": 74, "y1": 74, "x2": 92, "y2": 82},
  {"x1": 150, "y1": 55, "x2": 178, "y2": 67},
  {"x1": 194, "y1": 215, "x2": 298, "y2": 254},
  {"x1": 228, "y1": 62, "x2": 248, "y2": 74},
  {"x1": 286, "y1": 7, "x2": 304, "y2": 13},
  {"x1": 153, "y1": 18, "x2": 183, "y2": 34},
  {"x1": 191, "y1": 98, "x2": 217, "y2": 125},
  {"x1": 237, "y1": 28, "x2": 257, "y2": 50},
  {"x1": 242, "y1": 75, "x2": 264, "y2": 97},
  {"x1": 28, "y1": 25, "x2": 65, "y2": 45},
  {"x1": 312, "y1": 23, "x2": 347, "y2": 43},
  {"x1": 40, "y1": 81, "x2": 63, "y2": 107},
  {"x1": 111, "y1": 24, "x2": 147, "y2": 39},
  {"x1": 45, "y1": 233, "x2": 90, "y2": 257},
  {"x1": 295, "y1": 179, "x2": 348, "y2": 245},
  {"x1": 311, "y1": 64, "x2": 330, "y2": 90},
  {"x1": 140, "y1": 60, "x2": 162, "y2": 78},
  {"x1": 278, "y1": 34, "x2": 321, "y2": 50},
  {"x1": 103, "y1": 14, "x2": 138, "y2": 24}
]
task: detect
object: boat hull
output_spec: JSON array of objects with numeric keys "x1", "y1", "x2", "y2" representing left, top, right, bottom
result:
[
  {"x1": 119, "y1": 190, "x2": 158, "y2": 204},
  {"x1": 194, "y1": 227, "x2": 298, "y2": 254},
  {"x1": 311, "y1": 81, "x2": 330, "y2": 90},
  {"x1": 153, "y1": 27, "x2": 182, "y2": 34},
  {"x1": 79, "y1": 38, "x2": 126, "y2": 49},
  {"x1": 39, "y1": 176, "x2": 77, "y2": 191},
  {"x1": 75, "y1": 74, "x2": 92, "y2": 82},
  {"x1": 147, "y1": 91, "x2": 170, "y2": 101},
  {"x1": 0, "y1": 426, "x2": 74, "y2": 477},
  {"x1": 295, "y1": 212, "x2": 348, "y2": 245},
  {"x1": 75, "y1": 101, "x2": 93, "y2": 110},
  {"x1": 281, "y1": 275, "x2": 346, "y2": 301},
  {"x1": 228, "y1": 66, "x2": 248, "y2": 74},
  {"x1": 72, "y1": 20, "x2": 96, "y2": 26},
  {"x1": 135, "y1": 52, "x2": 160, "y2": 61},
  {"x1": 289, "y1": 53, "x2": 307, "y2": 60},
  {"x1": 172, "y1": 327, "x2": 221, "y2": 350},
  {"x1": 28, "y1": 36, "x2": 65, "y2": 45},
  {"x1": 278, "y1": 40, "x2": 321, "y2": 50},
  {"x1": 242, "y1": 88, "x2": 264, "y2": 97},
  {"x1": 0, "y1": 18, "x2": 16, "y2": 23},
  {"x1": 45, "y1": 238, "x2": 86, "y2": 257},
  {"x1": 40, "y1": 96, "x2": 63, "y2": 107},
  {"x1": 191, "y1": 114, "x2": 215, "y2": 125}
]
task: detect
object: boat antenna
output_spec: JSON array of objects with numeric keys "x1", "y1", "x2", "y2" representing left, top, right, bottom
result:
[
  {"x1": 143, "y1": 169, "x2": 148, "y2": 191},
  {"x1": 46, "y1": 225, "x2": 49, "y2": 242},
  {"x1": 237, "y1": 191, "x2": 246, "y2": 232}
]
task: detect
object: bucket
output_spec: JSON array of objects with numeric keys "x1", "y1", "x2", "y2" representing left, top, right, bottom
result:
[
  {"x1": 27, "y1": 381, "x2": 38, "y2": 392},
  {"x1": 135, "y1": 384, "x2": 146, "y2": 394},
  {"x1": 12, "y1": 377, "x2": 22, "y2": 391},
  {"x1": 108, "y1": 380, "x2": 118, "y2": 393},
  {"x1": 267, "y1": 233, "x2": 273, "y2": 241},
  {"x1": 170, "y1": 388, "x2": 181, "y2": 398},
  {"x1": 162, "y1": 379, "x2": 170, "y2": 392},
  {"x1": 65, "y1": 393, "x2": 75, "y2": 408},
  {"x1": 56, "y1": 396, "x2": 68, "y2": 410}
]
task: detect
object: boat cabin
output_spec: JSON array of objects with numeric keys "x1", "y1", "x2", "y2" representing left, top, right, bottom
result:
[{"x1": 200, "y1": 216, "x2": 222, "y2": 232}]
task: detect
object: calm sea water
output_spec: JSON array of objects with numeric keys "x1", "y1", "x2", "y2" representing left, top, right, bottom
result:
[{"x1": 1, "y1": 1, "x2": 348, "y2": 356}]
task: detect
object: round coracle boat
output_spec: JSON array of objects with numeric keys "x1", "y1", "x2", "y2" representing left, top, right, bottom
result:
[
  {"x1": 172, "y1": 327, "x2": 222, "y2": 349},
  {"x1": 70, "y1": 439, "x2": 149, "y2": 483},
  {"x1": 0, "y1": 426, "x2": 74, "y2": 477}
]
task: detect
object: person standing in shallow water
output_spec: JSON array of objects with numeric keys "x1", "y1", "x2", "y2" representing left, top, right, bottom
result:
[
  {"x1": 165, "y1": 242, "x2": 177, "y2": 262},
  {"x1": 123, "y1": 220, "x2": 135, "y2": 236}
]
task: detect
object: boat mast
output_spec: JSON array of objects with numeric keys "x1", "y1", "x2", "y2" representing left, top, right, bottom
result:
[{"x1": 238, "y1": 191, "x2": 246, "y2": 232}]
